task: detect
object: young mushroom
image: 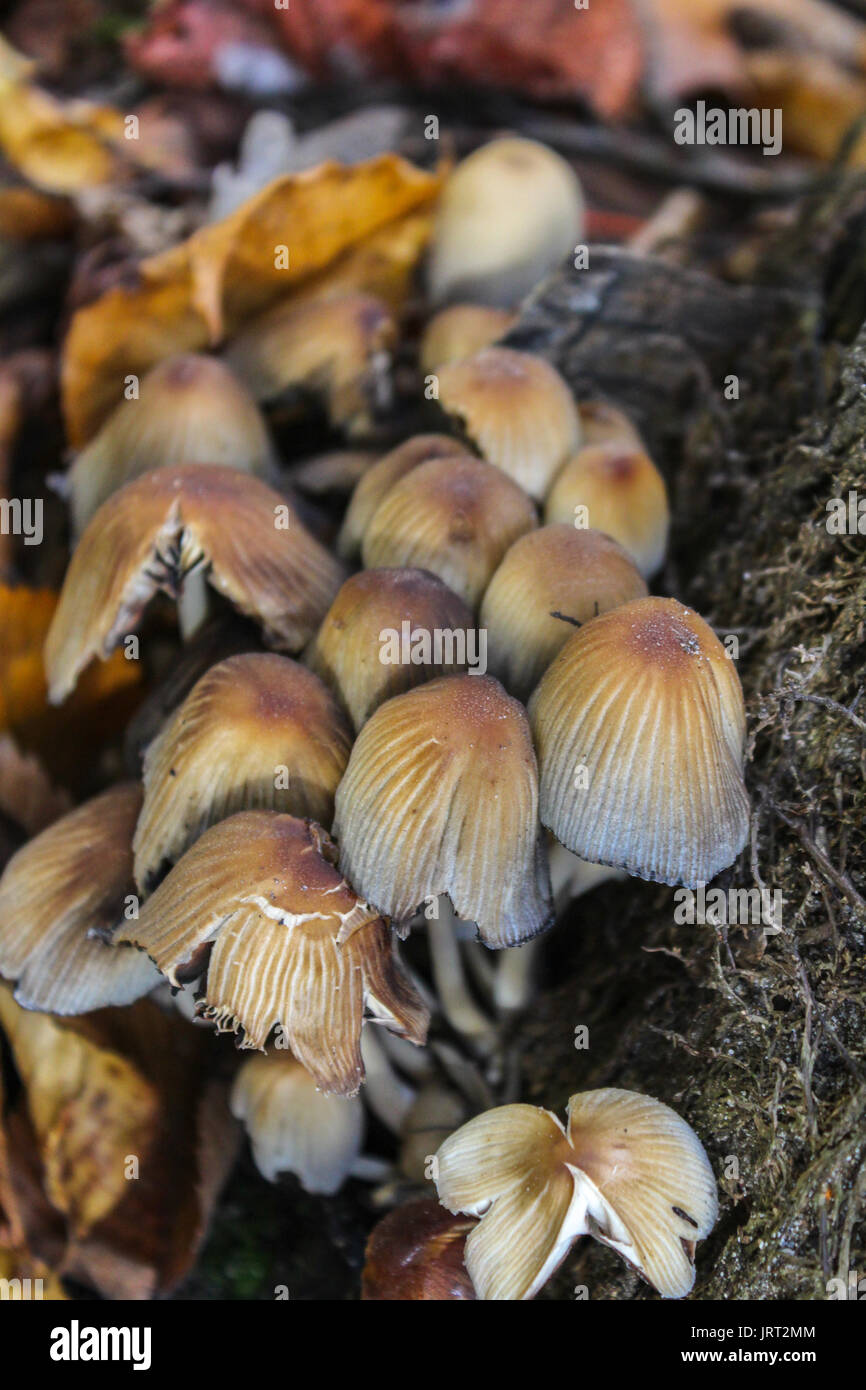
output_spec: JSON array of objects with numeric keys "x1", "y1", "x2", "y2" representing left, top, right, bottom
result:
[
  {"x1": 362, "y1": 1199, "x2": 477, "y2": 1300},
  {"x1": 435, "y1": 1089, "x2": 718, "y2": 1300},
  {"x1": 0, "y1": 783, "x2": 160, "y2": 1013},
  {"x1": 116, "y1": 812, "x2": 429, "y2": 1094},
  {"x1": 530, "y1": 597, "x2": 750, "y2": 886},
  {"x1": 133, "y1": 653, "x2": 352, "y2": 890},
  {"x1": 337, "y1": 434, "x2": 470, "y2": 563},
  {"x1": 420, "y1": 304, "x2": 516, "y2": 373},
  {"x1": 44, "y1": 464, "x2": 345, "y2": 703},
  {"x1": 436, "y1": 347, "x2": 581, "y2": 500},
  {"x1": 333, "y1": 673, "x2": 553, "y2": 948},
  {"x1": 545, "y1": 440, "x2": 670, "y2": 579}
]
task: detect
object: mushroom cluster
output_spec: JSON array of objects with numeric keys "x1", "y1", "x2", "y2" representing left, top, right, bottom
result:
[{"x1": 0, "y1": 133, "x2": 747, "y2": 1301}]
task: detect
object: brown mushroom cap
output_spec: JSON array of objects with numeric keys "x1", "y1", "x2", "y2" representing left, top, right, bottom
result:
[
  {"x1": 420, "y1": 304, "x2": 516, "y2": 373},
  {"x1": 362, "y1": 1199, "x2": 477, "y2": 1300},
  {"x1": 0, "y1": 783, "x2": 159, "y2": 1014},
  {"x1": 133, "y1": 653, "x2": 352, "y2": 890},
  {"x1": 337, "y1": 434, "x2": 470, "y2": 562},
  {"x1": 479, "y1": 525, "x2": 648, "y2": 701},
  {"x1": 44, "y1": 464, "x2": 345, "y2": 704},
  {"x1": 305, "y1": 567, "x2": 476, "y2": 731},
  {"x1": 545, "y1": 440, "x2": 669, "y2": 578},
  {"x1": 530, "y1": 597, "x2": 749, "y2": 886},
  {"x1": 333, "y1": 673, "x2": 552, "y2": 948},
  {"x1": 436, "y1": 347, "x2": 581, "y2": 500},
  {"x1": 361, "y1": 454, "x2": 537, "y2": 609},
  {"x1": 577, "y1": 398, "x2": 644, "y2": 449},
  {"x1": 116, "y1": 812, "x2": 429, "y2": 1093}
]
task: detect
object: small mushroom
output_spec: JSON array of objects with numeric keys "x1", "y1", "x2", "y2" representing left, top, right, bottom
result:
[
  {"x1": 337, "y1": 434, "x2": 470, "y2": 563},
  {"x1": 436, "y1": 347, "x2": 581, "y2": 500},
  {"x1": 362, "y1": 1199, "x2": 477, "y2": 1300},
  {"x1": 116, "y1": 811, "x2": 428, "y2": 1094},
  {"x1": 545, "y1": 440, "x2": 670, "y2": 579},
  {"x1": 426, "y1": 137, "x2": 584, "y2": 307},
  {"x1": 361, "y1": 454, "x2": 537, "y2": 608},
  {"x1": 334, "y1": 674, "x2": 553, "y2": 948},
  {"x1": 44, "y1": 464, "x2": 345, "y2": 703},
  {"x1": 530, "y1": 597, "x2": 750, "y2": 886},
  {"x1": 420, "y1": 304, "x2": 516, "y2": 373},
  {"x1": 0, "y1": 783, "x2": 160, "y2": 1013},
  {"x1": 479, "y1": 525, "x2": 648, "y2": 702},
  {"x1": 577, "y1": 398, "x2": 645, "y2": 449},
  {"x1": 133, "y1": 653, "x2": 352, "y2": 890},
  {"x1": 435, "y1": 1089, "x2": 718, "y2": 1300}
]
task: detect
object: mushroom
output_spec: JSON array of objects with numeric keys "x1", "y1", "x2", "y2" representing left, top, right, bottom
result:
[
  {"x1": 64, "y1": 353, "x2": 278, "y2": 536},
  {"x1": 0, "y1": 783, "x2": 160, "y2": 1013},
  {"x1": 436, "y1": 347, "x2": 581, "y2": 500},
  {"x1": 362, "y1": 1199, "x2": 477, "y2": 1300},
  {"x1": 132, "y1": 653, "x2": 352, "y2": 890},
  {"x1": 337, "y1": 434, "x2": 470, "y2": 563},
  {"x1": 420, "y1": 304, "x2": 516, "y2": 373},
  {"x1": 115, "y1": 811, "x2": 429, "y2": 1094},
  {"x1": 43, "y1": 464, "x2": 345, "y2": 704},
  {"x1": 426, "y1": 136, "x2": 584, "y2": 307},
  {"x1": 530, "y1": 597, "x2": 750, "y2": 886},
  {"x1": 304, "y1": 567, "x2": 476, "y2": 731},
  {"x1": 360, "y1": 454, "x2": 537, "y2": 609},
  {"x1": 333, "y1": 673, "x2": 553, "y2": 948},
  {"x1": 577, "y1": 399, "x2": 645, "y2": 449},
  {"x1": 479, "y1": 525, "x2": 648, "y2": 702},
  {"x1": 435, "y1": 1088, "x2": 718, "y2": 1300},
  {"x1": 545, "y1": 440, "x2": 670, "y2": 579}
]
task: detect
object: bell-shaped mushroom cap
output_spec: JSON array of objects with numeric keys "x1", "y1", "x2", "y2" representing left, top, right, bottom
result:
[
  {"x1": 65, "y1": 353, "x2": 277, "y2": 536},
  {"x1": 361, "y1": 455, "x2": 537, "y2": 609},
  {"x1": 435, "y1": 1090, "x2": 717, "y2": 1301},
  {"x1": 530, "y1": 597, "x2": 749, "y2": 886},
  {"x1": 133, "y1": 653, "x2": 352, "y2": 890},
  {"x1": 545, "y1": 440, "x2": 669, "y2": 578},
  {"x1": 0, "y1": 783, "x2": 160, "y2": 1014},
  {"x1": 44, "y1": 464, "x2": 345, "y2": 704},
  {"x1": 426, "y1": 136, "x2": 584, "y2": 307},
  {"x1": 420, "y1": 304, "x2": 516, "y2": 373},
  {"x1": 337, "y1": 434, "x2": 469, "y2": 562},
  {"x1": 479, "y1": 525, "x2": 648, "y2": 701},
  {"x1": 305, "y1": 568, "x2": 476, "y2": 731},
  {"x1": 362, "y1": 1199, "x2": 477, "y2": 1300},
  {"x1": 224, "y1": 291, "x2": 396, "y2": 436},
  {"x1": 116, "y1": 812, "x2": 429, "y2": 1093},
  {"x1": 230, "y1": 1051, "x2": 364, "y2": 1193},
  {"x1": 436, "y1": 347, "x2": 580, "y2": 500},
  {"x1": 334, "y1": 674, "x2": 552, "y2": 948},
  {"x1": 577, "y1": 399, "x2": 644, "y2": 449}
]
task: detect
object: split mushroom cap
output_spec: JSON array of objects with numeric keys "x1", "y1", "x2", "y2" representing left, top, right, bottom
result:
[
  {"x1": 337, "y1": 434, "x2": 470, "y2": 562},
  {"x1": 435, "y1": 1088, "x2": 718, "y2": 1301},
  {"x1": 362, "y1": 1198, "x2": 477, "y2": 1301},
  {"x1": 116, "y1": 811, "x2": 429, "y2": 1093},
  {"x1": 333, "y1": 673, "x2": 553, "y2": 948},
  {"x1": 479, "y1": 525, "x2": 648, "y2": 702},
  {"x1": 577, "y1": 398, "x2": 644, "y2": 449},
  {"x1": 436, "y1": 347, "x2": 581, "y2": 500},
  {"x1": 305, "y1": 567, "x2": 476, "y2": 731},
  {"x1": 44, "y1": 464, "x2": 345, "y2": 704},
  {"x1": 420, "y1": 304, "x2": 516, "y2": 373},
  {"x1": 224, "y1": 290, "x2": 397, "y2": 437},
  {"x1": 530, "y1": 597, "x2": 749, "y2": 887},
  {"x1": 545, "y1": 440, "x2": 669, "y2": 578},
  {"x1": 361, "y1": 454, "x2": 537, "y2": 609},
  {"x1": 0, "y1": 783, "x2": 159, "y2": 1014},
  {"x1": 65, "y1": 353, "x2": 277, "y2": 536},
  {"x1": 230, "y1": 1051, "x2": 364, "y2": 1193},
  {"x1": 426, "y1": 136, "x2": 585, "y2": 307},
  {"x1": 133, "y1": 653, "x2": 352, "y2": 890}
]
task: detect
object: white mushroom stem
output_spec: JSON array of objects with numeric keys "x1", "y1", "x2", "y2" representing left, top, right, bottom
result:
[
  {"x1": 377, "y1": 1027, "x2": 434, "y2": 1083},
  {"x1": 548, "y1": 837, "x2": 624, "y2": 913},
  {"x1": 493, "y1": 937, "x2": 542, "y2": 1015},
  {"x1": 348, "y1": 1154, "x2": 392, "y2": 1183},
  {"x1": 177, "y1": 561, "x2": 211, "y2": 641},
  {"x1": 360, "y1": 1026, "x2": 416, "y2": 1134},
  {"x1": 427, "y1": 897, "x2": 496, "y2": 1048}
]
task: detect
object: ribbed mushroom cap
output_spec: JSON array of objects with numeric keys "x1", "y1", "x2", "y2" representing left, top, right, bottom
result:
[
  {"x1": 0, "y1": 783, "x2": 159, "y2": 1014},
  {"x1": 577, "y1": 399, "x2": 644, "y2": 449},
  {"x1": 362, "y1": 1199, "x2": 477, "y2": 1301},
  {"x1": 437, "y1": 347, "x2": 580, "y2": 500},
  {"x1": 479, "y1": 525, "x2": 648, "y2": 701},
  {"x1": 545, "y1": 440, "x2": 669, "y2": 578},
  {"x1": 426, "y1": 137, "x2": 584, "y2": 307},
  {"x1": 333, "y1": 674, "x2": 552, "y2": 948},
  {"x1": 435, "y1": 1089, "x2": 718, "y2": 1301},
  {"x1": 65, "y1": 353, "x2": 277, "y2": 536},
  {"x1": 420, "y1": 304, "x2": 516, "y2": 373},
  {"x1": 44, "y1": 464, "x2": 345, "y2": 704},
  {"x1": 116, "y1": 812, "x2": 429, "y2": 1093},
  {"x1": 133, "y1": 653, "x2": 352, "y2": 890},
  {"x1": 224, "y1": 291, "x2": 396, "y2": 436},
  {"x1": 305, "y1": 568, "x2": 476, "y2": 731},
  {"x1": 337, "y1": 434, "x2": 469, "y2": 562},
  {"x1": 361, "y1": 455, "x2": 537, "y2": 609},
  {"x1": 530, "y1": 597, "x2": 749, "y2": 887},
  {"x1": 230, "y1": 1051, "x2": 364, "y2": 1193}
]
